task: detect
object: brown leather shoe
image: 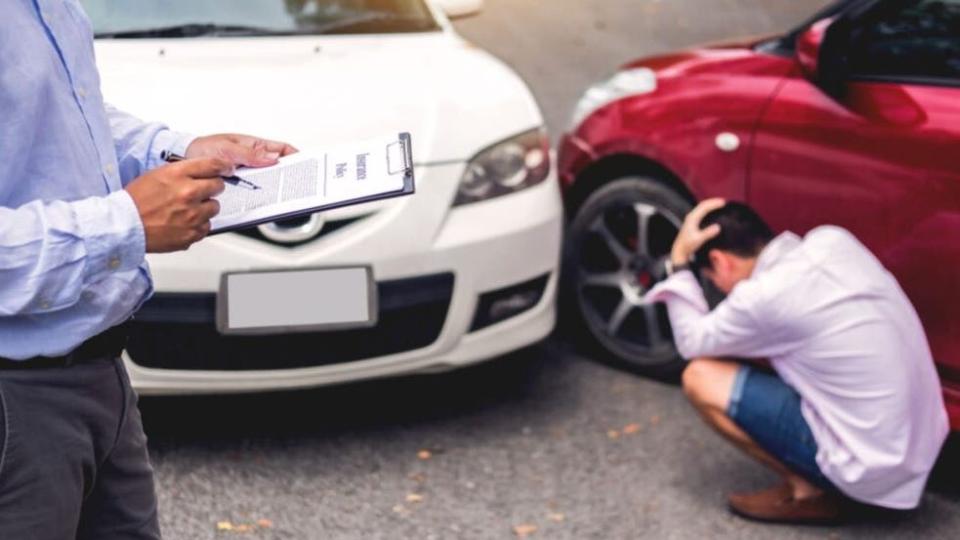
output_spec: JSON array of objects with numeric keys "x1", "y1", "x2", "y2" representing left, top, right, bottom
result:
[{"x1": 728, "y1": 483, "x2": 846, "y2": 525}]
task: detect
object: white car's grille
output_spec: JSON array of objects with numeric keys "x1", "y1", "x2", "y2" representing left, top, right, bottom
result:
[{"x1": 232, "y1": 212, "x2": 371, "y2": 247}]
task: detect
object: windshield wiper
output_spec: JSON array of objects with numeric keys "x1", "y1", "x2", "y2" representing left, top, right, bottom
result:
[
  {"x1": 95, "y1": 23, "x2": 302, "y2": 39},
  {"x1": 95, "y1": 12, "x2": 437, "y2": 39},
  {"x1": 307, "y1": 12, "x2": 435, "y2": 34}
]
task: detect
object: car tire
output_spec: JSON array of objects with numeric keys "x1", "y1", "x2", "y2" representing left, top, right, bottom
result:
[{"x1": 561, "y1": 176, "x2": 693, "y2": 381}]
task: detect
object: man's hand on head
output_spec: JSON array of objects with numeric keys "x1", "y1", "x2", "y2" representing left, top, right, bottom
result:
[
  {"x1": 670, "y1": 198, "x2": 725, "y2": 266},
  {"x1": 185, "y1": 133, "x2": 298, "y2": 168}
]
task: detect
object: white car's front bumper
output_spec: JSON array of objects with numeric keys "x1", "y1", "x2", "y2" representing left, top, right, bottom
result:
[{"x1": 124, "y1": 162, "x2": 563, "y2": 395}]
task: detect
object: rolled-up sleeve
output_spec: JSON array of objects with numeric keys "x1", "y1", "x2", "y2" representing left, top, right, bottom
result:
[
  {"x1": 0, "y1": 190, "x2": 145, "y2": 316},
  {"x1": 105, "y1": 104, "x2": 195, "y2": 185},
  {"x1": 644, "y1": 271, "x2": 789, "y2": 360}
]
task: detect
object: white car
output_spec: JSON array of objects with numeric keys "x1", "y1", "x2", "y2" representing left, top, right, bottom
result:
[{"x1": 84, "y1": 0, "x2": 562, "y2": 394}]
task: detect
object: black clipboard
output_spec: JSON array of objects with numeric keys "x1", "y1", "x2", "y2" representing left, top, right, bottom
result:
[{"x1": 211, "y1": 132, "x2": 415, "y2": 235}]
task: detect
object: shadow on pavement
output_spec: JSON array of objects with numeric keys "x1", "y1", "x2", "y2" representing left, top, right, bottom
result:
[
  {"x1": 928, "y1": 432, "x2": 960, "y2": 499},
  {"x1": 139, "y1": 344, "x2": 559, "y2": 447}
]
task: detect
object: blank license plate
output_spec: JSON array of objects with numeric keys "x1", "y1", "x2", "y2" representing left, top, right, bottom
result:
[{"x1": 216, "y1": 266, "x2": 377, "y2": 335}]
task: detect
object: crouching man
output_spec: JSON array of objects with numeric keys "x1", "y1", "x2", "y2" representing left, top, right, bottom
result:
[{"x1": 645, "y1": 199, "x2": 948, "y2": 523}]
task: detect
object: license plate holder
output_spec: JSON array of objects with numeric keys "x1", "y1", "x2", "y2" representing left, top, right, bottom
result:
[{"x1": 216, "y1": 266, "x2": 377, "y2": 336}]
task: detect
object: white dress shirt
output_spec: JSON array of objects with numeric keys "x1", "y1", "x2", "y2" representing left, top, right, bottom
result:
[{"x1": 645, "y1": 226, "x2": 949, "y2": 509}]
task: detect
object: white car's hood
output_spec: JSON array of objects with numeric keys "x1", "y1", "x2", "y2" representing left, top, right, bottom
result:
[{"x1": 94, "y1": 33, "x2": 543, "y2": 163}]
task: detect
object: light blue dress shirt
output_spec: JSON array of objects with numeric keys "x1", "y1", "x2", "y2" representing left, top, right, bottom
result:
[{"x1": 0, "y1": 0, "x2": 193, "y2": 360}]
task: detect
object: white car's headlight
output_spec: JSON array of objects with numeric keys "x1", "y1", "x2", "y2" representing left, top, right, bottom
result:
[
  {"x1": 569, "y1": 67, "x2": 657, "y2": 130},
  {"x1": 454, "y1": 128, "x2": 551, "y2": 207}
]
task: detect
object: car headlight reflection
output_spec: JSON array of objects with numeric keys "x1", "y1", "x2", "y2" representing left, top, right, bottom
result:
[
  {"x1": 454, "y1": 128, "x2": 551, "y2": 207},
  {"x1": 569, "y1": 67, "x2": 657, "y2": 130}
]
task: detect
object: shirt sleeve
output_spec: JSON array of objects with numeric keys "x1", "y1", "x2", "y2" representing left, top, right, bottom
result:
[
  {"x1": 644, "y1": 270, "x2": 786, "y2": 360},
  {"x1": 105, "y1": 104, "x2": 196, "y2": 186},
  {"x1": 0, "y1": 190, "x2": 145, "y2": 316}
]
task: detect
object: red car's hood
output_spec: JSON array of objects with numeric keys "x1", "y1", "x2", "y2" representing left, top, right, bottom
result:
[{"x1": 622, "y1": 35, "x2": 786, "y2": 79}]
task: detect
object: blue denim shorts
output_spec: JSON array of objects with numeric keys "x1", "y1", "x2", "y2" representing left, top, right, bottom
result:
[{"x1": 727, "y1": 365, "x2": 834, "y2": 490}]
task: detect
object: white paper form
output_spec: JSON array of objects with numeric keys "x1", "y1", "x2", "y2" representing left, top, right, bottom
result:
[{"x1": 210, "y1": 133, "x2": 413, "y2": 232}]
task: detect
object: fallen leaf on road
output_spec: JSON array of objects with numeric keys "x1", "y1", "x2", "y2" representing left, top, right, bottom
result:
[
  {"x1": 610, "y1": 382, "x2": 631, "y2": 394},
  {"x1": 623, "y1": 423, "x2": 641, "y2": 435},
  {"x1": 417, "y1": 450, "x2": 432, "y2": 460},
  {"x1": 513, "y1": 524, "x2": 538, "y2": 537},
  {"x1": 649, "y1": 415, "x2": 661, "y2": 426},
  {"x1": 216, "y1": 519, "x2": 273, "y2": 534},
  {"x1": 548, "y1": 512, "x2": 565, "y2": 522},
  {"x1": 409, "y1": 473, "x2": 426, "y2": 484},
  {"x1": 607, "y1": 429, "x2": 620, "y2": 439},
  {"x1": 406, "y1": 493, "x2": 424, "y2": 503}
]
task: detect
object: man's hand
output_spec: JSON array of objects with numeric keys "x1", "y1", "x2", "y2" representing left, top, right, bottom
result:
[
  {"x1": 670, "y1": 198, "x2": 726, "y2": 266},
  {"x1": 184, "y1": 133, "x2": 298, "y2": 168},
  {"x1": 125, "y1": 158, "x2": 232, "y2": 253}
]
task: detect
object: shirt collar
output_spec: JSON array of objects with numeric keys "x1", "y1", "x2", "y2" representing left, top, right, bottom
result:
[{"x1": 754, "y1": 231, "x2": 802, "y2": 274}]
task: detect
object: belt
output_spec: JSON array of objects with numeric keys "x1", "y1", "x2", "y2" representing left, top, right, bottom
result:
[{"x1": 0, "y1": 322, "x2": 131, "y2": 369}]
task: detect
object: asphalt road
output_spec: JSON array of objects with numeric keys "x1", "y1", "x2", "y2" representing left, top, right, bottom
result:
[{"x1": 146, "y1": 1, "x2": 960, "y2": 539}]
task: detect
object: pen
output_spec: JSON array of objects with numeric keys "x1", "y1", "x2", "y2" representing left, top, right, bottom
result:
[{"x1": 160, "y1": 151, "x2": 261, "y2": 190}]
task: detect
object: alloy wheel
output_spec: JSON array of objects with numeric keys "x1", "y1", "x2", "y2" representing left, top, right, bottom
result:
[{"x1": 573, "y1": 197, "x2": 683, "y2": 365}]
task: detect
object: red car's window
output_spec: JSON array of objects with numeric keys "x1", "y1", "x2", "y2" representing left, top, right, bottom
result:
[{"x1": 848, "y1": 0, "x2": 960, "y2": 83}]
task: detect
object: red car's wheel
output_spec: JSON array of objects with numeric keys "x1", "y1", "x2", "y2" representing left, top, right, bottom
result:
[{"x1": 563, "y1": 176, "x2": 692, "y2": 379}]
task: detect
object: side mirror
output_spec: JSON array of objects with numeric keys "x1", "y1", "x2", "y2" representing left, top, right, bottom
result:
[
  {"x1": 796, "y1": 18, "x2": 832, "y2": 80},
  {"x1": 433, "y1": 0, "x2": 483, "y2": 19},
  {"x1": 795, "y1": 17, "x2": 848, "y2": 98}
]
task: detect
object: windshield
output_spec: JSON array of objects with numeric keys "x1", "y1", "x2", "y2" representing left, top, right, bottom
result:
[{"x1": 81, "y1": 0, "x2": 440, "y2": 38}]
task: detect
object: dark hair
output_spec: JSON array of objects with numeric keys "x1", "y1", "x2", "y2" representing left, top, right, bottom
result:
[{"x1": 692, "y1": 202, "x2": 774, "y2": 271}]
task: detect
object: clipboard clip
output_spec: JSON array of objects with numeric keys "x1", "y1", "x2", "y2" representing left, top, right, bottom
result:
[{"x1": 386, "y1": 134, "x2": 412, "y2": 176}]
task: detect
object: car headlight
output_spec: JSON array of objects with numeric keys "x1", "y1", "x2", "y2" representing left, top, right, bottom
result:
[
  {"x1": 569, "y1": 67, "x2": 657, "y2": 130},
  {"x1": 454, "y1": 128, "x2": 551, "y2": 207}
]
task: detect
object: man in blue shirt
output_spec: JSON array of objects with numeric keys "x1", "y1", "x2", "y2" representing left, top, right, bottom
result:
[{"x1": 0, "y1": 2, "x2": 295, "y2": 537}]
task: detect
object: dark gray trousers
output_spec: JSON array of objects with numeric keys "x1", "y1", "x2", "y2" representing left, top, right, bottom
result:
[{"x1": 0, "y1": 357, "x2": 161, "y2": 539}]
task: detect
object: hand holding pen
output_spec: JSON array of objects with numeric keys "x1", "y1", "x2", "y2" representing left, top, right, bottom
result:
[
  {"x1": 124, "y1": 156, "x2": 233, "y2": 253},
  {"x1": 161, "y1": 151, "x2": 261, "y2": 190}
]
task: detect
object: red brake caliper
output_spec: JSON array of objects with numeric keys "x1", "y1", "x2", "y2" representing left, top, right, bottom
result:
[{"x1": 627, "y1": 236, "x2": 651, "y2": 289}]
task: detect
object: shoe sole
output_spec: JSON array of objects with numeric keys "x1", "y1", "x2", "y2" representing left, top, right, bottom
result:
[{"x1": 728, "y1": 504, "x2": 846, "y2": 526}]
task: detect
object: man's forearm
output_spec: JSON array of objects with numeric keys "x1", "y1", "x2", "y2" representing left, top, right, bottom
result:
[
  {"x1": 646, "y1": 272, "x2": 774, "y2": 361},
  {"x1": 105, "y1": 105, "x2": 195, "y2": 185},
  {"x1": 645, "y1": 271, "x2": 713, "y2": 359},
  {"x1": 0, "y1": 193, "x2": 145, "y2": 316}
]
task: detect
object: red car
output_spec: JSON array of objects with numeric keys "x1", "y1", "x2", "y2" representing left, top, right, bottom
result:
[{"x1": 558, "y1": 0, "x2": 960, "y2": 429}]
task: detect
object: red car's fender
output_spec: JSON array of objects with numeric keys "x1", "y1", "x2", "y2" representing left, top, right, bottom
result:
[{"x1": 560, "y1": 47, "x2": 796, "y2": 206}]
